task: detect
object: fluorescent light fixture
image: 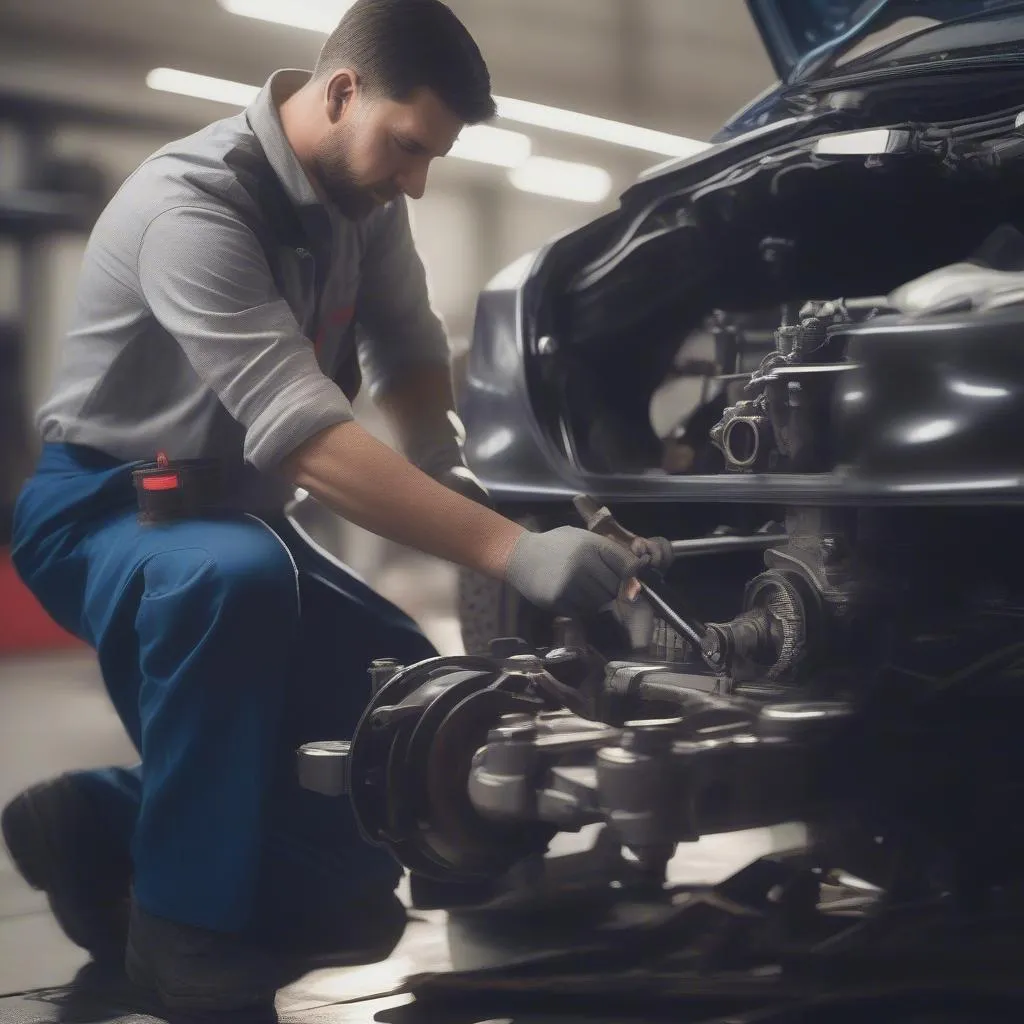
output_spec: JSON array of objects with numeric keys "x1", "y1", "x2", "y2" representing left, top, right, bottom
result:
[
  {"x1": 146, "y1": 67, "x2": 531, "y2": 171},
  {"x1": 217, "y1": 0, "x2": 352, "y2": 33},
  {"x1": 450, "y1": 125, "x2": 531, "y2": 169},
  {"x1": 495, "y1": 96, "x2": 707, "y2": 159},
  {"x1": 215, "y1": 1, "x2": 705, "y2": 158},
  {"x1": 146, "y1": 68, "x2": 258, "y2": 106},
  {"x1": 508, "y1": 156, "x2": 612, "y2": 204}
]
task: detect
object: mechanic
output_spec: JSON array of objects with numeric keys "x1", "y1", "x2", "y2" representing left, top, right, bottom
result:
[{"x1": 1, "y1": 1, "x2": 669, "y2": 1021}]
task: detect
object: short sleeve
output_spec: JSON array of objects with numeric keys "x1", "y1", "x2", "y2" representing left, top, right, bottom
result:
[{"x1": 138, "y1": 204, "x2": 355, "y2": 469}]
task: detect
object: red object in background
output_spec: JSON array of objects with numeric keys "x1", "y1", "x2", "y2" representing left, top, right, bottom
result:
[{"x1": 0, "y1": 547, "x2": 84, "y2": 654}]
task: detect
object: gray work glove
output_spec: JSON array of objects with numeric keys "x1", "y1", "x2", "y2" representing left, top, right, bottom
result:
[
  {"x1": 614, "y1": 536, "x2": 674, "y2": 650},
  {"x1": 629, "y1": 535, "x2": 673, "y2": 575},
  {"x1": 503, "y1": 526, "x2": 643, "y2": 618}
]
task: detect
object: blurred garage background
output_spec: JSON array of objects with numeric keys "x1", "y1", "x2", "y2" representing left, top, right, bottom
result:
[{"x1": 0, "y1": 0, "x2": 775, "y2": 657}]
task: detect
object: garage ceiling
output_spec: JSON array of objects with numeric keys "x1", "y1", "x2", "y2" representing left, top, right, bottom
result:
[{"x1": 0, "y1": 0, "x2": 776, "y2": 143}]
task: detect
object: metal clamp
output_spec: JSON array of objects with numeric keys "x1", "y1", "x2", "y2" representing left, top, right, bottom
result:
[{"x1": 297, "y1": 740, "x2": 351, "y2": 797}]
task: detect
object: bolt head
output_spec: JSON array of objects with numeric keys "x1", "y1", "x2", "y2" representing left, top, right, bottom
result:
[
  {"x1": 499, "y1": 712, "x2": 535, "y2": 727},
  {"x1": 622, "y1": 719, "x2": 680, "y2": 754},
  {"x1": 820, "y1": 537, "x2": 845, "y2": 564},
  {"x1": 488, "y1": 712, "x2": 538, "y2": 744}
]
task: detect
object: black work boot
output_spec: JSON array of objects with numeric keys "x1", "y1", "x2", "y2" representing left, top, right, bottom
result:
[
  {"x1": 256, "y1": 891, "x2": 409, "y2": 973},
  {"x1": 1, "y1": 774, "x2": 132, "y2": 961},
  {"x1": 125, "y1": 900, "x2": 282, "y2": 1023}
]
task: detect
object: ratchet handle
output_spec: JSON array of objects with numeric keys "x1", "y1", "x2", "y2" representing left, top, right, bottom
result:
[
  {"x1": 574, "y1": 495, "x2": 709, "y2": 646},
  {"x1": 634, "y1": 567, "x2": 708, "y2": 647},
  {"x1": 573, "y1": 495, "x2": 639, "y2": 549}
]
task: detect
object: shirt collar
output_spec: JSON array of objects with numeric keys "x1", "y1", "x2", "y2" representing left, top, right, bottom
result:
[{"x1": 246, "y1": 69, "x2": 321, "y2": 209}]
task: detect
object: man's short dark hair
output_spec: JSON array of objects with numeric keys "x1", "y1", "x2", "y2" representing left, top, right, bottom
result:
[{"x1": 313, "y1": 0, "x2": 496, "y2": 125}]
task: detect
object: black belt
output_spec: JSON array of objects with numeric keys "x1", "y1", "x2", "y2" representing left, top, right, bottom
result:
[{"x1": 132, "y1": 453, "x2": 226, "y2": 524}]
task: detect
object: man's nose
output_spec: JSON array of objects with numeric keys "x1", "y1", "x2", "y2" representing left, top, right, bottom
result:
[{"x1": 397, "y1": 160, "x2": 430, "y2": 201}]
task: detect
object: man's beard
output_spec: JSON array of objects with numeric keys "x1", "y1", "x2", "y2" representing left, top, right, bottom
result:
[{"x1": 312, "y1": 129, "x2": 388, "y2": 221}]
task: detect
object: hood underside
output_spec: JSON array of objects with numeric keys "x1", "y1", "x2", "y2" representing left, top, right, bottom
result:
[{"x1": 747, "y1": 0, "x2": 1024, "y2": 82}]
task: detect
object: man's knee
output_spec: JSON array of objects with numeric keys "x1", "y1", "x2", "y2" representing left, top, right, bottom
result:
[
  {"x1": 208, "y1": 519, "x2": 299, "y2": 618},
  {"x1": 139, "y1": 519, "x2": 300, "y2": 628}
]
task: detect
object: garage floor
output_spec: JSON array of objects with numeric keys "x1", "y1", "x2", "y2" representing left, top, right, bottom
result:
[{"x1": 0, "y1": 650, "x2": 799, "y2": 1023}]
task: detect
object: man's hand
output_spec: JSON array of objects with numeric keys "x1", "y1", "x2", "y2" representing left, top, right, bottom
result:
[
  {"x1": 628, "y1": 535, "x2": 673, "y2": 574},
  {"x1": 502, "y1": 526, "x2": 643, "y2": 619}
]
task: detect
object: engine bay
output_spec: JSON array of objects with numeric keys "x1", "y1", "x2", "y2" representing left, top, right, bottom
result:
[
  {"x1": 307, "y1": 101, "x2": 1024, "y2": 916},
  {"x1": 299, "y1": 487, "x2": 1024, "y2": 887},
  {"x1": 530, "y1": 103, "x2": 1024, "y2": 495},
  {"x1": 294, "y1": 97, "x2": 1024, "y2": 1020},
  {"x1": 298, "y1": 491, "x2": 1024, "y2": 1015}
]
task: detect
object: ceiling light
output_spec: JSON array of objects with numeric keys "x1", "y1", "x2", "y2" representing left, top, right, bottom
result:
[
  {"x1": 495, "y1": 96, "x2": 708, "y2": 159},
  {"x1": 508, "y1": 157, "x2": 612, "y2": 204},
  {"x1": 215, "y1": 2, "x2": 706, "y2": 159},
  {"x1": 146, "y1": 68, "x2": 259, "y2": 106},
  {"x1": 145, "y1": 68, "x2": 530, "y2": 171},
  {"x1": 450, "y1": 125, "x2": 531, "y2": 168},
  {"x1": 217, "y1": 0, "x2": 352, "y2": 34}
]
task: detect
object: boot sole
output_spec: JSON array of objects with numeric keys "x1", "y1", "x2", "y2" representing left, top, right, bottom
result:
[{"x1": 1, "y1": 777, "x2": 130, "y2": 959}]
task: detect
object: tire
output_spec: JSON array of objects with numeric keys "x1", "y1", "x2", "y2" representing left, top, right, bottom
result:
[
  {"x1": 456, "y1": 513, "x2": 558, "y2": 655},
  {"x1": 457, "y1": 568, "x2": 557, "y2": 656}
]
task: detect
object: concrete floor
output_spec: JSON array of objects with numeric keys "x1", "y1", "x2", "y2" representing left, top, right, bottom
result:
[
  {"x1": 0, "y1": 649, "x2": 455, "y2": 1021},
  {"x1": 0, "y1": 652, "x2": 136, "y2": 995},
  {"x1": 0, "y1": 642, "x2": 800, "y2": 1023}
]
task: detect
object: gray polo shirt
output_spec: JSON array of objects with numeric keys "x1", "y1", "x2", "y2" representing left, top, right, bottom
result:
[{"x1": 36, "y1": 69, "x2": 450, "y2": 496}]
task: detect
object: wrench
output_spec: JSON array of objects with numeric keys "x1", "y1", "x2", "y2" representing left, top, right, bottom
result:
[{"x1": 572, "y1": 495, "x2": 708, "y2": 647}]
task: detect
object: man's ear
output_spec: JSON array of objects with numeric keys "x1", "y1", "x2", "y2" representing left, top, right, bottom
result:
[{"x1": 324, "y1": 69, "x2": 358, "y2": 123}]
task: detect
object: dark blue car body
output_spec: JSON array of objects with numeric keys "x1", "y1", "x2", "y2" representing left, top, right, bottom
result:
[{"x1": 458, "y1": 0, "x2": 1024, "y2": 509}]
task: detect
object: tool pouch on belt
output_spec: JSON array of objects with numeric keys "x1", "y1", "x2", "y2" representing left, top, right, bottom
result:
[{"x1": 132, "y1": 452, "x2": 226, "y2": 524}]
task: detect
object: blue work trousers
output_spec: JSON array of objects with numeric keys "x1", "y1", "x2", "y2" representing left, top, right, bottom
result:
[{"x1": 11, "y1": 443, "x2": 436, "y2": 937}]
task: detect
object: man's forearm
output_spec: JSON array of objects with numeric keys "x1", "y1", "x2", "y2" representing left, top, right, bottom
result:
[{"x1": 281, "y1": 419, "x2": 524, "y2": 579}]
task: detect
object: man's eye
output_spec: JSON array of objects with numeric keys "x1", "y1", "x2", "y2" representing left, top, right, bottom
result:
[{"x1": 395, "y1": 137, "x2": 422, "y2": 155}]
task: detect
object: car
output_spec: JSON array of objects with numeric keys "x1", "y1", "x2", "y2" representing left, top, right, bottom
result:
[
  {"x1": 456, "y1": 0, "x2": 1024, "y2": 656},
  {"x1": 300, "y1": 2, "x2": 1024, "y2": 1006},
  {"x1": 404, "y1": 0, "x2": 1024, "y2": 898}
]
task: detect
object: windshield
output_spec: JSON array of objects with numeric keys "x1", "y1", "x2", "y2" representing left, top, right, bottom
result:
[{"x1": 751, "y1": 0, "x2": 1024, "y2": 80}]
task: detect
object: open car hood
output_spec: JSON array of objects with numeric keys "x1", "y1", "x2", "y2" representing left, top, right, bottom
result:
[{"x1": 747, "y1": 0, "x2": 1024, "y2": 82}]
